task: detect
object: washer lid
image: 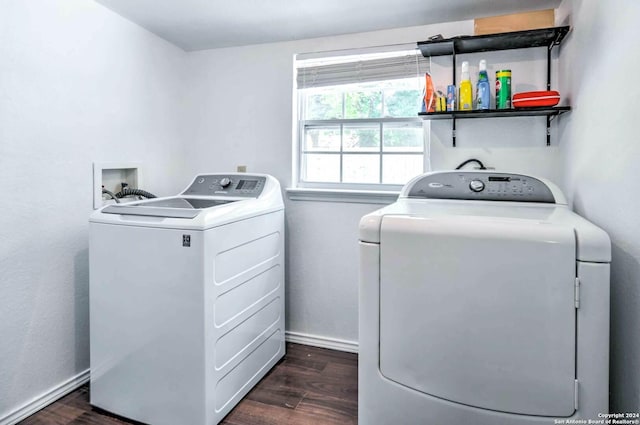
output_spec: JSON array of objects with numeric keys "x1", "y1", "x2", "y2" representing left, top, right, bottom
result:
[
  {"x1": 102, "y1": 198, "x2": 236, "y2": 219},
  {"x1": 359, "y1": 200, "x2": 611, "y2": 262}
]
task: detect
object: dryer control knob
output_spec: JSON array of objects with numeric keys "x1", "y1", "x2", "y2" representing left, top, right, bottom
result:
[
  {"x1": 220, "y1": 177, "x2": 231, "y2": 188},
  {"x1": 469, "y1": 179, "x2": 485, "y2": 192}
]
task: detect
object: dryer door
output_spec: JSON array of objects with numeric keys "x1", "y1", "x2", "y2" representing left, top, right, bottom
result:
[{"x1": 379, "y1": 215, "x2": 577, "y2": 417}]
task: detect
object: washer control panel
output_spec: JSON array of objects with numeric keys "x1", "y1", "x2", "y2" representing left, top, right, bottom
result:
[
  {"x1": 406, "y1": 172, "x2": 555, "y2": 203},
  {"x1": 181, "y1": 174, "x2": 267, "y2": 198}
]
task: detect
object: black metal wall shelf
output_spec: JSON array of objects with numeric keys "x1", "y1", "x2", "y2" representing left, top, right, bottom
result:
[
  {"x1": 418, "y1": 106, "x2": 570, "y2": 120},
  {"x1": 417, "y1": 26, "x2": 571, "y2": 147},
  {"x1": 417, "y1": 26, "x2": 570, "y2": 58}
]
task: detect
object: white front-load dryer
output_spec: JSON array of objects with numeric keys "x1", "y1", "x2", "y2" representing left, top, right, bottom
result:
[
  {"x1": 89, "y1": 173, "x2": 284, "y2": 425},
  {"x1": 359, "y1": 171, "x2": 610, "y2": 424}
]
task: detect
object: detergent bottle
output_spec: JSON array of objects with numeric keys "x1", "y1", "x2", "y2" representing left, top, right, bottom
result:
[
  {"x1": 476, "y1": 59, "x2": 490, "y2": 110},
  {"x1": 458, "y1": 61, "x2": 473, "y2": 111}
]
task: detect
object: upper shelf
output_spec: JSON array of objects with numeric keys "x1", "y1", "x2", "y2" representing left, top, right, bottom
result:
[{"x1": 417, "y1": 26, "x2": 571, "y2": 57}]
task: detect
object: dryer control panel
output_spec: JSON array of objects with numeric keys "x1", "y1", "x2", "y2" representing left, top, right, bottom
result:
[
  {"x1": 406, "y1": 172, "x2": 556, "y2": 203},
  {"x1": 181, "y1": 174, "x2": 267, "y2": 198}
]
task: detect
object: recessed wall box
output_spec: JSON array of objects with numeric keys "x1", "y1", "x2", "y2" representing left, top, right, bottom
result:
[{"x1": 93, "y1": 162, "x2": 144, "y2": 209}]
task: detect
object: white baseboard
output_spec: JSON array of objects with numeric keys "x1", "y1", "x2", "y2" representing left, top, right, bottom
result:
[
  {"x1": 0, "y1": 369, "x2": 90, "y2": 425},
  {"x1": 285, "y1": 331, "x2": 359, "y2": 353},
  {"x1": 0, "y1": 333, "x2": 356, "y2": 424}
]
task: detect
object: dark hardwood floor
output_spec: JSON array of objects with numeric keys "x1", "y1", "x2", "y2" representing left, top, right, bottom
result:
[{"x1": 19, "y1": 343, "x2": 358, "y2": 425}]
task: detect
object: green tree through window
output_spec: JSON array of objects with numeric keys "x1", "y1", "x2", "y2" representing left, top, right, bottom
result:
[{"x1": 300, "y1": 77, "x2": 425, "y2": 185}]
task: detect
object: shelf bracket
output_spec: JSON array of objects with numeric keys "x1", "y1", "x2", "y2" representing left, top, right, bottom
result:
[
  {"x1": 547, "y1": 42, "x2": 552, "y2": 91},
  {"x1": 552, "y1": 30, "x2": 565, "y2": 47},
  {"x1": 546, "y1": 34, "x2": 563, "y2": 145},
  {"x1": 452, "y1": 50, "x2": 457, "y2": 147},
  {"x1": 452, "y1": 118, "x2": 457, "y2": 147},
  {"x1": 546, "y1": 115, "x2": 551, "y2": 146},
  {"x1": 545, "y1": 33, "x2": 561, "y2": 144},
  {"x1": 452, "y1": 50, "x2": 457, "y2": 88}
]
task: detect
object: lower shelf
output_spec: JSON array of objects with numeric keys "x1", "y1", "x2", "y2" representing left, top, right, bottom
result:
[
  {"x1": 418, "y1": 106, "x2": 571, "y2": 147},
  {"x1": 418, "y1": 106, "x2": 571, "y2": 120}
]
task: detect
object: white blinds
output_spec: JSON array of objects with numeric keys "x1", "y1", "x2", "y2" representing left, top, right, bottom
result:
[{"x1": 296, "y1": 49, "x2": 430, "y2": 89}]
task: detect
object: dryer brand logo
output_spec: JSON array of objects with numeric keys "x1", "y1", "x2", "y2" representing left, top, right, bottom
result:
[{"x1": 182, "y1": 235, "x2": 191, "y2": 247}]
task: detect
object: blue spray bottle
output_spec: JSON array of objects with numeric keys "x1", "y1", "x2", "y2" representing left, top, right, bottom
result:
[{"x1": 476, "y1": 59, "x2": 490, "y2": 110}]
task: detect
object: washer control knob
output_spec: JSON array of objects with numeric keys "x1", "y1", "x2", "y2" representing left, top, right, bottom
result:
[
  {"x1": 469, "y1": 179, "x2": 485, "y2": 192},
  {"x1": 219, "y1": 177, "x2": 231, "y2": 188}
]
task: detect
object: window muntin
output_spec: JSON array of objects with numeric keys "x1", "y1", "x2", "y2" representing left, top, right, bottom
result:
[{"x1": 298, "y1": 76, "x2": 425, "y2": 189}]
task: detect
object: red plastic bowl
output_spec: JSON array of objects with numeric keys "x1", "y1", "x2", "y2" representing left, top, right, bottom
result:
[{"x1": 513, "y1": 90, "x2": 560, "y2": 108}]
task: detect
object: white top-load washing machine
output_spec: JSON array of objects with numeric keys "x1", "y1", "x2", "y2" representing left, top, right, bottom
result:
[
  {"x1": 89, "y1": 173, "x2": 284, "y2": 425},
  {"x1": 359, "y1": 171, "x2": 610, "y2": 425}
]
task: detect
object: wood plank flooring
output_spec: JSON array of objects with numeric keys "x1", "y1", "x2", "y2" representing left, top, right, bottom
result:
[{"x1": 19, "y1": 343, "x2": 358, "y2": 425}]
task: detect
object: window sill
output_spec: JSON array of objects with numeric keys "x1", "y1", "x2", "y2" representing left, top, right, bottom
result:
[{"x1": 286, "y1": 187, "x2": 399, "y2": 204}]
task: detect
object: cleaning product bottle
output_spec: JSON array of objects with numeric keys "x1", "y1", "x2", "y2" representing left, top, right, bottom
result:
[
  {"x1": 476, "y1": 59, "x2": 490, "y2": 110},
  {"x1": 424, "y1": 73, "x2": 436, "y2": 113},
  {"x1": 458, "y1": 61, "x2": 473, "y2": 111}
]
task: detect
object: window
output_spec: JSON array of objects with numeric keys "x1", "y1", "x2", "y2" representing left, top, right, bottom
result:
[{"x1": 295, "y1": 47, "x2": 429, "y2": 191}]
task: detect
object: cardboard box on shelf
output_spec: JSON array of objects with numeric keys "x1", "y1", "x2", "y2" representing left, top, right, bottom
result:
[{"x1": 474, "y1": 10, "x2": 555, "y2": 35}]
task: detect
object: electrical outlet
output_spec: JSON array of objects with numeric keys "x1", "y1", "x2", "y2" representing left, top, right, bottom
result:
[{"x1": 237, "y1": 165, "x2": 247, "y2": 173}]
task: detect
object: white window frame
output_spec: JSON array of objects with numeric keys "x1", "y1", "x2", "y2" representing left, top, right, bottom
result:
[
  {"x1": 292, "y1": 46, "x2": 430, "y2": 195},
  {"x1": 297, "y1": 116, "x2": 424, "y2": 192}
]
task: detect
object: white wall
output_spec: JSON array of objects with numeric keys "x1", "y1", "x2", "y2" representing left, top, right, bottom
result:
[
  {"x1": 184, "y1": 22, "x2": 467, "y2": 345},
  {"x1": 7, "y1": 0, "x2": 635, "y2": 418},
  {"x1": 557, "y1": 0, "x2": 640, "y2": 412},
  {"x1": 0, "y1": 0, "x2": 187, "y2": 420},
  {"x1": 184, "y1": 21, "x2": 562, "y2": 344}
]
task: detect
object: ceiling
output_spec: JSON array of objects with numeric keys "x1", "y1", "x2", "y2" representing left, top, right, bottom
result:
[{"x1": 95, "y1": 0, "x2": 562, "y2": 51}]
